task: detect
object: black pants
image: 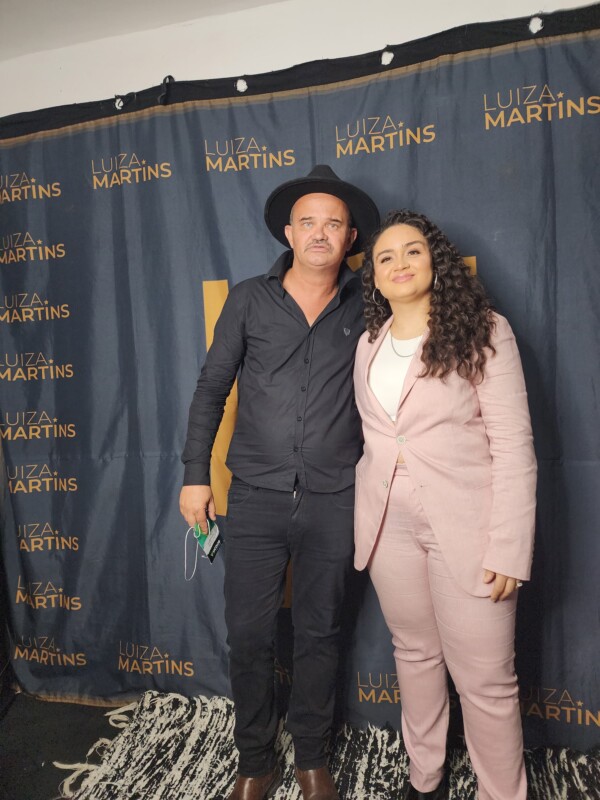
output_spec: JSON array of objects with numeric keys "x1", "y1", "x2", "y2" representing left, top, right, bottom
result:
[{"x1": 223, "y1": 477, "x2": 355, "y2": 776}]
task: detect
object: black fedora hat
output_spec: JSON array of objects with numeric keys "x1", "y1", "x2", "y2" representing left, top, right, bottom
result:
[{"x1": 264, "y1": 164, "x2": 380, "y2": 255}]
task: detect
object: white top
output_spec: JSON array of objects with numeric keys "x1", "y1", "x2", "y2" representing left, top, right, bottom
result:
[{"x1": 368, "y1": 331, "x2": 423, "y2": 421}]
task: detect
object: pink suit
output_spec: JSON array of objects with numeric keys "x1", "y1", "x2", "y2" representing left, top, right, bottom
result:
[{"x1": 353, "y1": 313, "x2": 537, "y2": 799}]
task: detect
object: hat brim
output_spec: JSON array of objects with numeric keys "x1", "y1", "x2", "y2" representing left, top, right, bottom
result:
[{"x1": 264, "y1": 175, "x2": 380, "y2": 255}]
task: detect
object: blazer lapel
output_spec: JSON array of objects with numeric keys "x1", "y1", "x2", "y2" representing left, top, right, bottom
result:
[
  {"x1": 362, "y1": 317, "x2": 395, "y2": 429},
  {"x1": 396, "y1": 327, "x2": 429, "y2": 413}
]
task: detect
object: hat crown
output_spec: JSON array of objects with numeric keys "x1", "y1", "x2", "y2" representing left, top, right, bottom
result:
[{"x1": 306, "y1": 164, "x2": 341, "y2": 181}]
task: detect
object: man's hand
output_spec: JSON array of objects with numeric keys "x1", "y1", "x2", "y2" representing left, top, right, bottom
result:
[
  {"x1": 483, "y1": 569, "x2": 521, "y2": 602},
  {"x1": 179, "y1": 485, "x2": 216, "y2": 533}
]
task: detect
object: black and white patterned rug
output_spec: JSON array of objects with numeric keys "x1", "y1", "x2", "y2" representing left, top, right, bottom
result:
[{"x1": 54, "y1": 691, "x2": 600, "y2": 800}]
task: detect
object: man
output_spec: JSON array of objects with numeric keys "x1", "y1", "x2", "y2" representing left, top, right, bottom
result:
[{"x1": 180, "y1": 165, "x2": 379, "y2": 800}]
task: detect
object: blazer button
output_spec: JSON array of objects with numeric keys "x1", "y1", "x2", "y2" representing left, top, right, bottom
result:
[
  {"x1": 396, "y1": 435, "x2": 406, "y2": 444},
  {"x1": 382, "y1": 480, "x2": 388, "y2": 488}
]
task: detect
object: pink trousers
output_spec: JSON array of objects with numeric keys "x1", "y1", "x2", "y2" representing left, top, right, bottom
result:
[{"x1": 368, "y1": 466, "x2": 527, "y2": 800}]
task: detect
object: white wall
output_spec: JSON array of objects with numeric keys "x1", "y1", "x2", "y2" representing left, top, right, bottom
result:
[{"x1": 1, "y1": 0, "x2": 592, "y2": 118}]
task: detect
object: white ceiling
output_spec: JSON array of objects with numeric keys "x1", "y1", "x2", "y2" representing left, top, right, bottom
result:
[{"x1": 0, "y1": 0, "x2": 286, "y2": 60}]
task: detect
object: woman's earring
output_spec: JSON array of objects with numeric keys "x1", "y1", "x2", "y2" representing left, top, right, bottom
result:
[
  {"x1": 372, "y1": 287, "x2": 385, "y2": 307},
  {"x1": 433, "y1": 273, "x2": 439, "y2": 291}
]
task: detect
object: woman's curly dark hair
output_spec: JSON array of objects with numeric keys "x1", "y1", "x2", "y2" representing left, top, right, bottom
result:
[{"x1": 362, "y1": 209, "x2": 496, "y2": 383}]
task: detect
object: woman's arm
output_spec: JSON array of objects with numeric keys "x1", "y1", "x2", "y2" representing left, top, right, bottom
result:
[{"x1": 476, "y1": 314, "x2": 537, "y2": 588}]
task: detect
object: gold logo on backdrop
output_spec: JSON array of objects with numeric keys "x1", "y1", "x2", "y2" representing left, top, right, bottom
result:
[
  {"x1": 0, "y1": 173, "x2": 61, "y2": 204},
  {"x1": 0, "y1": 294, "x2": 70, "y2": 323},
  {"x1": 204, "y1": 137, "x2": 296, "y2": 172},
  {"x1": 335, "y1": 116, "x2": 436, "y2": 159},
  {"x1": 483, "y1": 84, "x2": 600, "y2": 129},
  {"x1": 90, "y1": 153, "x2": 172, "y2": 189},
  {"x1": 357, "y1": 671, "x2": 401, "y2": 704},
  {"x1": 13, "y1": 634, "x2": 86, "y2": 667},
  {"x1": 0, "y1": 233, "x2": 66, "y2": 264},
  {"x1": 357, "y1": 671, "x2": 461, "y2": 709},
  {"x1": 118, "y1": 640, "x2": 194, "y2": 677},
  {"x1": 1, "y1": 410, "x2": 76, "y2": 441},
  {"x1": 464, "y1": 256, "x2": 476, "y2": 274},
  {"x1": 7, "y1": 463, "x2": 78, "y2": 494},
  {"x1": 520, "y1": 686, "x2": 599, "y2": 727},
  {"x1": 15, "y1": 575, "x2": 82, "y2": 610},
  {"x1": 0, "y1": 352, "x2": 74, "y2": 381},
  {"x1": 17, "y1": 521, "x2": 79, "y2": 553},
  {"x1": 356, "y1": 674, "x2": 600, "y2": 726}
]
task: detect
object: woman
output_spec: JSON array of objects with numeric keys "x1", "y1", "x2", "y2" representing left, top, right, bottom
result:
[{"x1": 353, "y1": 210, "x2": 536, "y2": 800}]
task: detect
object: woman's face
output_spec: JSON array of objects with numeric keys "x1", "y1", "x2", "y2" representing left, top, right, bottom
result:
[{"x1": 373, "y1": 223, "x2": 433, "y2": 307}]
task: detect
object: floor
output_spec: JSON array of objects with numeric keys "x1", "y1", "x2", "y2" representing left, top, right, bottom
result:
[
  {"x1": 0, "y1": 691, "x2": 117, "y2": 800},
  {"x1": 2, "y1": 688, "x2": 598, "y2": 800}
]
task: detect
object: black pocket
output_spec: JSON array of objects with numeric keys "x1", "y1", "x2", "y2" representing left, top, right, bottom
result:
[{"x1": 227, "y1": 477, "x2": 252, "y2": 508}]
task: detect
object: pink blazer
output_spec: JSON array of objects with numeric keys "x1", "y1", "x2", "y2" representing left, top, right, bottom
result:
[{"x1": 353, "y1": 313, "x2": 537, "y2": 596}]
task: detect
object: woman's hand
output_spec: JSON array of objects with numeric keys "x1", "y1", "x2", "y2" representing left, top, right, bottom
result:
[{"x1": 483, "y1": 570, "x2": 523, "y2": 602}]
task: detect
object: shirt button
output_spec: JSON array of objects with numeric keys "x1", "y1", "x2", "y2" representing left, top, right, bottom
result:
[
  {"x1": 301, "y1": 386, "x2": 306, "y2": 392},
  {"x1": 382, "y1": 480, "x2": 388, "y2": 488},
  {"x1": 304, "y1": 358, "x2": 309, "y2": 364},
  {"x1": 293, "y1": 446, "x2": 299, "y2": 452},
  {"x1": 396, "y1": 435, "x2": 406, "y2": 444},
  {"x1": 297, "y1": 416, "x2": 302, "y2": 421}
]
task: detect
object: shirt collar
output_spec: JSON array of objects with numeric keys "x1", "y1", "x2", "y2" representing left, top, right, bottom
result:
[{"x1": 266, "y1": 251, "x2": 360, "y2": 296}]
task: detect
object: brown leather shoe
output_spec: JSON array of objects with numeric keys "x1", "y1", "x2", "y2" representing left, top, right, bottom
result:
[
  {"x1": 227, "y1": 765, "x2": 282, "y2": 800},
  {"x1": 294, "y1": 766, "x2": 340, "y2": 800}
]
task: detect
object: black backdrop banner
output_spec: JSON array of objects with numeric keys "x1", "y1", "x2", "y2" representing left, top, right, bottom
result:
[{"x1": 0, "y1": 5, "x2": 599, "y2": 751}]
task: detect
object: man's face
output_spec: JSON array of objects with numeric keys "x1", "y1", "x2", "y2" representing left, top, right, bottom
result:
[{"x1": 284, "y1": 193, "x2": 357, "y2": 271}]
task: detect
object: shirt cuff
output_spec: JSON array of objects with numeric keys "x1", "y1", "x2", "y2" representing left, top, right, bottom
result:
[{"x1": 182, "y1": 463, "x2": 211, "y2": 486}]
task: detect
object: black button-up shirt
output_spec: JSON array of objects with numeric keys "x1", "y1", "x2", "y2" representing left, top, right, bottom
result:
[{"x1": 182, "y1": 252, "x2": 365, "y2": 493}]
